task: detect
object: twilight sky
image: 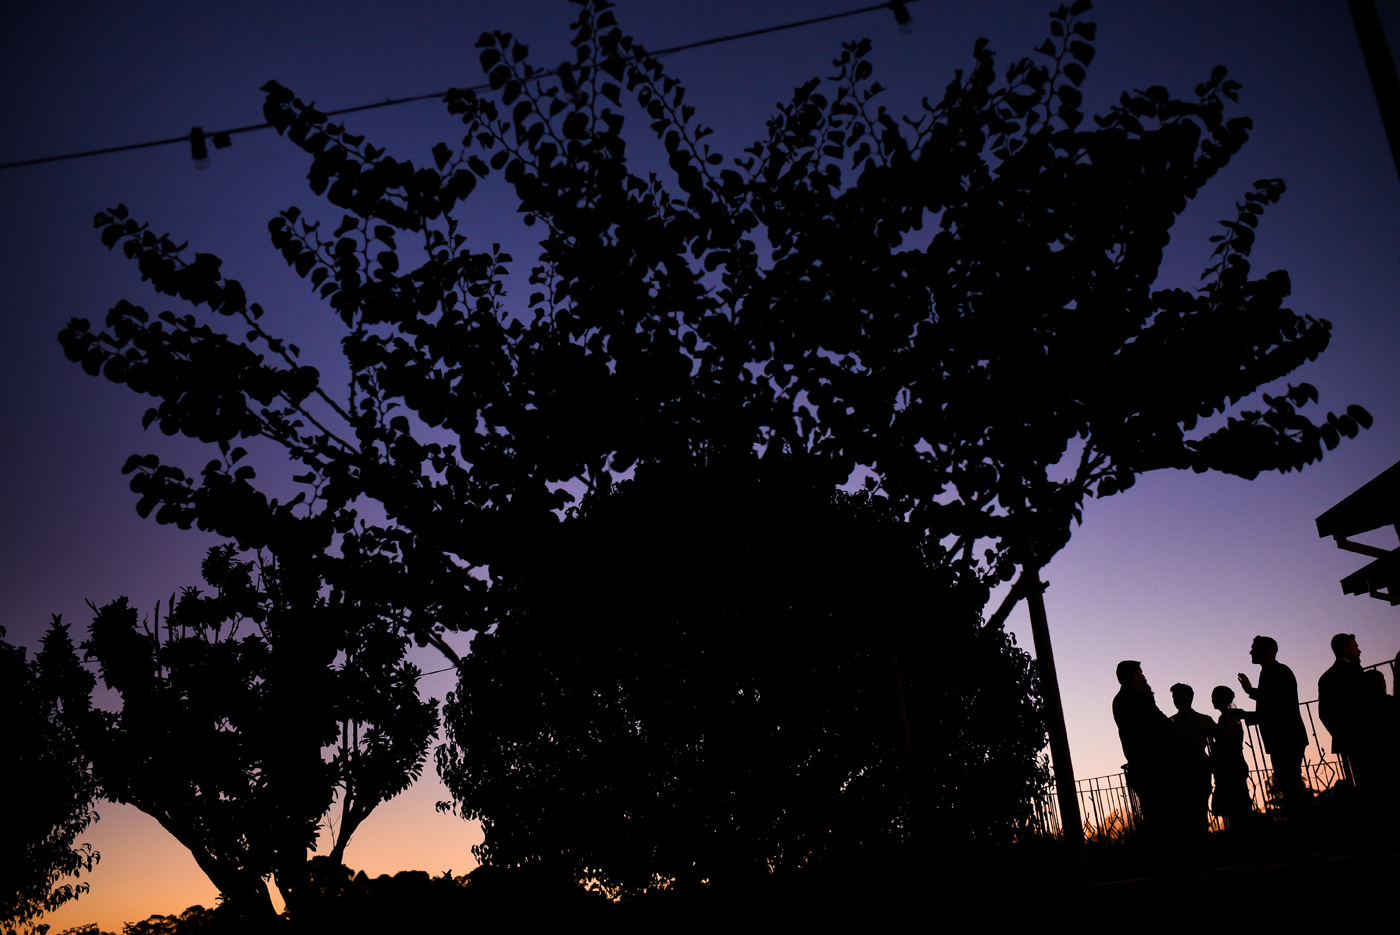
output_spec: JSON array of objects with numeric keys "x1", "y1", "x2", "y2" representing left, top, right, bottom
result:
[{"x1": 4, "y1": 1, "x2": 1398, "y2": 929}]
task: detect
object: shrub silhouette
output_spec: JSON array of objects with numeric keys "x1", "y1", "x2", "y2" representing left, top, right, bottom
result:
[{"x1": 438, "y1": 456, "x2": 1047, "y2": 895}]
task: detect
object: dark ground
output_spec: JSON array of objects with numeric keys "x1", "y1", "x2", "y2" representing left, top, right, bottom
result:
[{"x1": 89, "y1": 789, "x2": 1400, "y2": 934}]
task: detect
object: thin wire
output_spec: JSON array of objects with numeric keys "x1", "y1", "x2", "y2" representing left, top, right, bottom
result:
[
  {"x1": 0, "y1": 0, "x2": 916, "y2": 172},
  {"x1": 75, "y1": 655, "x2": 462, "y2": 677}
]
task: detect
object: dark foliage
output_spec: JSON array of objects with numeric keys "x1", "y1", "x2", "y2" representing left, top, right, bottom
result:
[
  {"x1": 0, "y1": 628, "x2": 100, "y2": 934},
  {"x1": 39, "y1": 546, "x2": 438, "y2": 923},
  {"x1": 120, "y1": 905, "x2": 219, "y2": 935},
  {"x1": 438, "y1": 456, "x2": 1047, "y2": 894}
]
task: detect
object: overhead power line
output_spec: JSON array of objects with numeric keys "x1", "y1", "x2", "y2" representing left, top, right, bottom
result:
[
  {"x1": 418, "y1": 664, "x2": 459, "y2": 679},
  {"x1": 1, "y1": 0, "x2": 918, "y2": 172}
]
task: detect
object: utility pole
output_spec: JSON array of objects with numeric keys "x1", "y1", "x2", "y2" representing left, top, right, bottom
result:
[
  {"x1": 1023, "y1": 542, "x2": 1096, "y2": 932},
  {"x1": 1349, "y1": 0, "x2": 1400, "y2": 183}
]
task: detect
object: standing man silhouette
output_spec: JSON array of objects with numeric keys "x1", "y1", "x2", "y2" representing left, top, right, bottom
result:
[
  {"x1": 1318, "y1": 632, "x2": 1372, "y2": 790},
  {"x1": 1238, "y1": 635, "x2": 1309, "y2": 811},
  {"x1": 1170, "y1": 683, "x2": 1216, "y2": 833},
  {"x1": 1114, "y1": 661, "x2": 1183, "y2": 837}
]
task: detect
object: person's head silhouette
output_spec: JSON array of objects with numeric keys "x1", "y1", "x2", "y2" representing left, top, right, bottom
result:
[
  {"x1": 1330, "y1": 632, "x2": 1360, "y2": 663},
  {"x1": 1116, "y1": 660, "x2": 1151, "y2": 697},
  {"x1": 1249, "y1": 635, "x2": 1278, "y2": 664}
]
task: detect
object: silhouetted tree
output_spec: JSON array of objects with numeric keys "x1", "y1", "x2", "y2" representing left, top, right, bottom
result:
[
  {"x1": 40, "y1": 545, "x2": 438, "y2": 924},
  {"x1": 120, "y1": 906, "x2": 218, "y2": 935},
  {"x1": 57, "y1": 0, "x2": 1367, "y2": 893},
  {"x1": 1, "y1": 628, "x2": 100, "y2": 935},
  {"x1": 437, "y1": 455, "x2": 1047, "y2": 895},
  {"x1": 59, "y1": 0, "x2": 1366, "y2": 674}
]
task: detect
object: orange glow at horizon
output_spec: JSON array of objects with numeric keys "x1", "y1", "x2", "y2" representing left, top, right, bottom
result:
[{"x1": 39, "y1": 777, "x2": 482, "y2": 933}]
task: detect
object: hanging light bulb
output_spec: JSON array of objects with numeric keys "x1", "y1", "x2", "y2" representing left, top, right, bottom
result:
[
  {"x1": 190, "y1": 126, "x2": 210, "y2": 170},
  {"x1": 889, "y1": 1, "x2": 914, "y2": 34}
]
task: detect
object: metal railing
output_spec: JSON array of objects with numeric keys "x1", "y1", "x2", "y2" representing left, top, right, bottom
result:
[{"x1": 1033, "y1": 696, "x2": 1357, "y2": 839}]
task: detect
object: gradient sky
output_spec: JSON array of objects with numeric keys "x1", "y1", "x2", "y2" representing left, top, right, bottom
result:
[{"x1": 4, "y1": 1, "x2": 1399, "y2": 929}]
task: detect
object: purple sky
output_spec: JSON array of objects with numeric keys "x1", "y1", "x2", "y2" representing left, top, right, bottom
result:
[{"x1": 4, "y1": 1, "x2": 1399, "y2": 928}]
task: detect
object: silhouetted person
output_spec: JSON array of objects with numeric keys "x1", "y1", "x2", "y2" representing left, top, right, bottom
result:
[
  {"x1": 1169, "y1": 683, "x2": 1215, "y2": 832},
  {"x1": 1114, "y1": 661, "x2": 1183, "y2": 836},
  {"x1": 1237, "y1": 636, "x2": 1308, "y2": 811},
  {"x1": 1209, "y1": 686, "x2": 1252, "y2": 829},
  {"x1": 1363, "y1": 668, "x2": 1398, "y2": 796},
  {"x1": 1318, "y1": 632, "x2": 1372, "y2": 790},
  {"x1": 1316, "y1": 632, "x2": 1372, "y2": 795}
]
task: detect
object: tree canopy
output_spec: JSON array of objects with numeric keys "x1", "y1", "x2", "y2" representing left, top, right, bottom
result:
[
  {"x1": 60, "y1": 0, "x2": 1366, "y2": 641},
  {"x1": 54, "y1": 0, "x2": 1368, "y2": 895},
  {"x1": 39, "y1": 545, "x2": 438, "y2": 923}
]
